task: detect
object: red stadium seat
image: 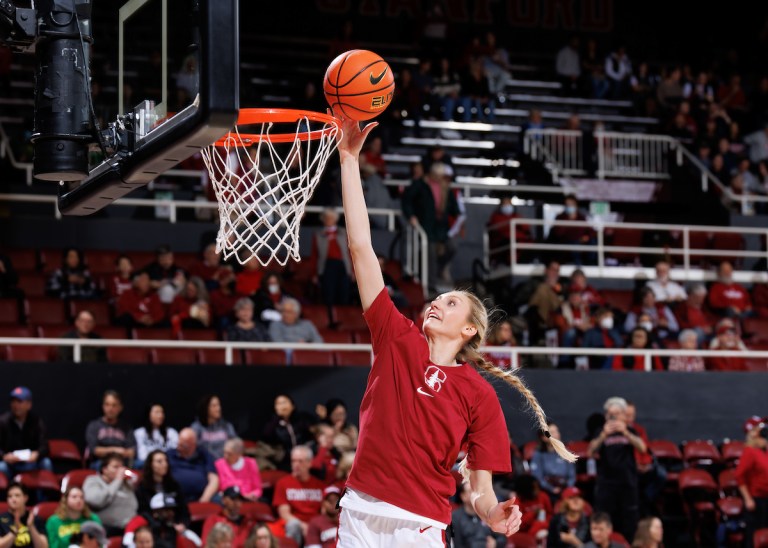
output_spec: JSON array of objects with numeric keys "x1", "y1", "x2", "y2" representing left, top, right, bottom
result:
[
  {"x1": 244, "y1": 349, "x2": 287, "y2": 366},
  {"x1": 85, "y1": 250, "x2": 118, "y2": 275},
  {"x1": 744, "y1": 318, "x2": 768, "y2": 343},
  {"x1": 259, "y1": 470, "x2": 289, "y2": 489},
  {"x1": 279, "y1": 539, "x2": 298, "y2": 548},
  {"x1": 15, "y1": 470, "x2": 60, "y2": 498},
  {"x1": 36, "y1": 324, "x2": 70, "y2": 339},
  {"x1": 688, "y1": 230, "x2": 713, "y2": 267},
  {"x1": 60, "y1": 469, "x2": 97, "y2": 491},
  {"x1": 318, "y1": 329, "x2": 354, "y2": 344},
  {"x1": 150, "y1": 348, "x2": 199, "y2": 365},
  {"x1": 5, "y1": 345, "x2": 52, "y2": 362},
  {"x1": 0, "y1": 299, "x2": 21, "y2": 324},
  {"x1": 179, "y1": 329, "x2": 219, "y2": 341},
  {"x1": 241, "y1": 501, "x2": 275, "y2": 522},
  {"x1": 679, "y1": 468, "x2": 719, "y2": 545},
  {"x1": 0, "y1": 326, "x2": 36, "y2": 338},
  {"x1": 382, "y1": 259, "x2": 403, "y2": 282},
  {"x1": 717, "y1": 495, "x2": 744, "y2": 518},
  {"x1": 173, "y1": 253, "x2": 198, "y2": 272},
  {"x1": 335, "y1": 350, "x2": 372, "y2": 367},
  {"x1": 718, "y1": 469, "x2": 740, "y2": 497},
  {"x1": 333, "y1": 305, "x2": 368, "y2": 330},
  {"x1": 7, "y1": 249, "x2": 39, "y2": 272},
  {"x1": 70, "y1": 300, "x2": 112, "y2": 326},
  {"x1": 755, "y1": 528, "x2": 768, "y2": 548},
  {"x1": 291, "y1": 349, "x2": 335, "y2": 366},
  {"x1": 0, "y1": 502, "x2": 7, "y2": 514},
  {"x1": 32, "y1": 502, "x2": 59, "y2": 520},
  {"x1": 132, "y1": 328, "x2": 177, "y2": 340},
  {"x1": 49, "y1": 439, "x2": 83, "y2": 465},
  {"x1": 187, "y1": 501, "x2": 221, "y2": 525},
  {"x1": 98, "y1": 326, "x2": 130, "y2": 340},
  {"x1": 353, "y1": 330, "x2": 371, "y2": 344},
  {"x1": 607, "y1": 227, "x2": 642, "y2": 264},
  {"x1": 398, "y1": 280, "x2": 426, "y2": 308},
  {"x1": 506, "y1": 532, "x2": 538, "y2": 547},
  {"x1": 711, "y1": 232, "x2": 745, "y2": 267},
  {"x1": 301, "y1": 304, "x2": 332, "y2": 329},
  {"x1": 522, "y1": 440, "x2": 538, "y2": 462},
  {"x1": 648, "y1": 439, "x2": 684, "y2": 483},
  {"x1": 16, "y1": 273, "x2": 47, "y2": 298},
  {"x1": 601, "y1": 289, "x2": 634, "y2": 313},
  {"x1": 198, "y1": 348, "x2": 239, "y2": 366},
  {"x1": 108, "y1": 537, "x2": 123, "y2": 548},
  {"x1": 106, "y1": 347, "x2": 150, "y2": 364},
  {"x1": 683, "y1": 440, "x2": 721, "y2": 468},
  {"x1": 721, "y1": 440, "x2": 744, "y2": 468},
  {"x1": 26, "y1": 298, "x2": 68, "y2": 326}
]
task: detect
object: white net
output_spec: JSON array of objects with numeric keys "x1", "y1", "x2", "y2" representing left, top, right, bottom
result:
[{"x1": 201, "y1": 111, "x2": 341, "y2": 266}]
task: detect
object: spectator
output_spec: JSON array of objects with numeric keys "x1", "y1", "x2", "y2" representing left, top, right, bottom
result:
[
  {"x1": 144, "y1": 246, "x2": 186, "y2": 304},
  {"x1": 451, "y1": 481, "x2": 506, "y2": 548},
  {"x1": 556, "y1": 287, "x2": 592, "y2": 367},
  {"x1": 708, "y1": 318, "x2": 748, "y2": 371},
  {"x1": 584, "y1": 512, "x2": 623, "y2": 548},
  {"x1": 556, "y1": 35, "x2": 581, "y2": 96},
  {"x1": 547, "y1": 487, "x2": 590, "y2": 548},
  {"x1": 251, "y1": 273, "x2": 291, "y2": 326},
  {"x1": 46, "y1": 248, "x2": 96, "y2": 300},
  {"x1": 215, "y1": 439, "x2": 262, "y2": 501},
  {"x1": 630, "y1": 62, "x2": 658, "y2": 115},
  {"x1": 668, "y1": 329, "x2": 706, "y2": 372},
  {"x1": 624, "y1": 287, "x2": 679, "y2": 340},
  {"x1": 549, "y1": 195, "x2": 596, "y2": 265},
  {"x1": 674, "y1": 283, "x2": 714, "y2": 343},
  {"x1": 0, "y1": 251, "x2": 19, "y2": 298},
  {"x1": 69, "y1": 522, "x2": 106, "y2": 548},
  {"x1": 484, "y1": 318, "x2": 517, "y2": 370},
  {"x1": 588, "y1": 397, "x2": 646, "y2": 541},
  {"x1": 123, "y1": 494, "x2": 200, "y2": 548},
  {"x1": 115, "y1": 272, "x2": 167, "y2": 328},
  {"x1": 656, "y1": 67, "x2": 684, "y2": 113},
  {"x1": 317, "y1": 399, "x2": 358, "y2": 450},
  {"x1": 527, "y1": 260, "x2": 564, "y2": 343},
  {"x1": 0, "y1": 482, "x2": 47, "y2": 548},
  {"x1": 85, "y1": 390, "x2": 136, "y2": 467},
  {"x1": 569, "y1": 269, "x2": 604, "y2": 308},
  {"x1": 625, "y1": 402, "x2": 664, "y2": 517},
  {"x1": 303, "y1": 486, "x2": 340, "y2": 548},
  {"x1": 646, "y1": 260, "x2": 687, "y2": 304},
  {"x1": 309, "y1": 423, "x2": 339, "y2": 484},
  {"x1": 515, "y1": 475, "x2": 552, "y2": 540},
  {"x1": 310, "y1": 208, "x2": 352, "y2": 308},
  {"x1": 272, "y1": 446, "x2": 325, "y2": 547},
  {"x1": 170, "y1": 277, "x2": 211, "y2": 330},
  {"x1": 133, "y1": 404, "x2": 179, "y2": 467},
  {"x1": 204, "y1": 523, "x2": 233, "y2": 548},
  {"x1": 201, "y1": 487, "x2": 255, "y2": 548},
  {"x1": 736, "y1": 416, "x2": 768, "y2": 548},
  {"x1": 82, "y1": 453, "x2": 139, "y2": 535},
  {"x1": 209, "y1": 268, "x2": 239, "y2": 329},
  {"x1": 744, "y1": 123, "x2": 768, "y2": 164},
  {"x1": 432, "y1": 57, "x2": 461, "y2": 121},
  {"x1": 45, "y1": 487, "x2": 101, "y2": 548},
  {"x1": 167, "y1": 428, "x2": 219, "y2": 503},
  {"x1": 226, "y1": 298, "x2": 270, "y2": 343},
  {"x1": 233, "y1": 256, "x2": 263, "y2": 298},
  {"x1": 717, "y1": 74, "x2": 747, "y2": 114},
  {"x1": 582, "y1": 309, "x2": 623, "y2": 370},
  {"x1": 631, "y1": 516, "x2": 663, "y2": 548},
  {"x1": 57, "y1": 311, "x2": 106, "y2": 363},
  {"x1": 268, "y1": 298, "x2": 323, "y2": 344},
  {"x1": 191, "y1": 395, "x2": 236, "y2": 461},
  {"x1": 582, "y1": 38, "x2": 609, "y2": 99},
  {"x1": 530, "y1": 422, "x2": 576, "y2": 501},
  {"x1": 709, "y1": 261, "x2": 752, "y2": 318},
  {"x1": 612, "y1": 328, "x2": 664, "y2": 371},
  {"x1": 129, "y1": 526, "x2": 153, "y2": 548},
  {"x1": 402, "y1": 162, "x2": 461, "y2": 291},
  {"x1": 135, "y1": 450, "x2": 190, "y2": 529},
  {"x1": 360, "y1": 135, "x2": 387, "y2": 179},
  {"x1": 244, "y1": 523, "x2": 277, "y2": 548},
  {"x1": 107, "y1": 255, "x2": 135, "y2": 303},
  {"x1": 0, "y1": 387, "x2": 52, "y2": 480},
  {"x1": 481, "y1": 31, "x2": 512, "y2": 97},
  {"x1": 604, "y1": 46, "x2": 632, "y2": 99},
  {"x1": 486, "y1": 195, "x2": 532, "y2": 266},
  {"x1": 189, "y1": 244, "x2": 233, "y2": 292},
  {"x1": 333, "y1": 451, "x2": 354, "y2": 492},
  {"x1": 459, "y1": 58, "x2": 494, "y2": 122},
  {"x1": 262, "y1": 394, "x2": 317, "y2": 471}
]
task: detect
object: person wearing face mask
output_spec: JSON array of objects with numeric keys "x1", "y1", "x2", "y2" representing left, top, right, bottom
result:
[
  {"x1": 624, "y1": 287, "x2": 678, "y2": 342},
  {"x1": 611, "y1": 328, "x2": 663, "y2": 371},
  {"x1": 486, "y1": 194, "x2": 531, "y2": 266},
  {"x1": 251, "y1": 273, "x2": 292, "y2": 326},
  {"x1": 549, "y1": 195, "x2": 596, "y2": 265},
  {"x1": 581, "y1": 308, "x2": 623, "y2": 369},
  {"x1": 709, "y1": 261, "x2": 753, "y2": 319},
  {"x1": 646, "y1": 260, "x2": 687, "y2": 304}
]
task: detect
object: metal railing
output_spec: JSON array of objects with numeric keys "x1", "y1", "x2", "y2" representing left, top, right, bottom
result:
[
  {"x1": 485, "y1": 218, "x2": 768, "y2": 281},
  {"x1": 1, "y1": 337, "x2": 766, "y2": 372},
  {"x1": 596, "y1": 131, "x2": 673, "y2": 180},
  {"x1": 523, "y1": 128, "x2": 586, "y2": 179},
  {"x1": 404, "y1": 223, "x2": 429, "y2": 297}
]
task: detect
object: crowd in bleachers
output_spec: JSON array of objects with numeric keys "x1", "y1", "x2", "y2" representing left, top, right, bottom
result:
[{"x1": 1, "y1": 385, "x2": 767, "y2": 548}]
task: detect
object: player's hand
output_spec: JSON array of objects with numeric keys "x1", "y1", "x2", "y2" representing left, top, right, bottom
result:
[
  {"x1": 487, "y1": 497, "x2": 522, "y2": 536},
  {"x1": 332, "y1": 109, "x2": 377, "y2": 159}
]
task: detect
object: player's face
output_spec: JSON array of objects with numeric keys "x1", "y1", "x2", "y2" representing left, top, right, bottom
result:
[{"x1": 423, "y1": 292, "x2": 476, "y2": 342}]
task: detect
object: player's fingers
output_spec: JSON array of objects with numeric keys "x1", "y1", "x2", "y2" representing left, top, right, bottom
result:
[
  {"x1": 501, "y1": 497, "x2": 517, "y2": 509},
  {"x1": 361, "y1": 121, "x2": 379, "y2": 137}
]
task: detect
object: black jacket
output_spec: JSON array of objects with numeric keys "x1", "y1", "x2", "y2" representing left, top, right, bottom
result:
[{"x1": 0, "y1": 411, "x2": 48, "y2": 457}]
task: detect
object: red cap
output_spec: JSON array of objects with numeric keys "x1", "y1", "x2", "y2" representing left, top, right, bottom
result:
[
  {"x1": 561, "y1": 486, "x2": 582, "y2": 499},
  {"x1": 323, "y1": 485, "x2": 341, "y2": 499},
  {"x1": 744, "y1": 416, "x2": 766, "y2": 433}
]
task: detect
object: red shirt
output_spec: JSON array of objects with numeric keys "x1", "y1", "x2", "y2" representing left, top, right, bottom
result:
[
  {"x1": 709, "y1": 282, "x2": 751, "y2": 312},
  {"x1": 305, "y1": 513, "x2": 338, "y2": 548},
  {"x1": 675, "y1": 303, "x2": 712, "y2": 330},
  {"x1": 235, "y1": 270, "x2": 263, "y2": 296},
  {"x1": 518, "y1": 491, "x2": 552, "y2": 533},
  {"x1": 201, "y1": 513, "x2": 256, "y2": 548},
  {"x1": 272, "y1": 475, "x2": 325, "y2": 523},
  {"x1": 630, "y1": 422, "x2": 653, "y2": 468},
  {"x1": 347, "y1": 289, "x2": 511, "y2": 525},
  {"x1": 115, "y1": 288, "x2": 166, "y2": 325},
  {"x1": 108, "y1": 274, "x2": 133, "y2": 300},
  {"x1": 611, "y1": 355, "x2": 664, "y2": 371},
  {"x1": 736, "y1": 446, "x2": 768, "y2": 497}
]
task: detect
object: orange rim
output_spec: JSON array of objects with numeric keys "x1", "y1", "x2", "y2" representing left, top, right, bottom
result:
[{"x1": 213, "y1": 108, "x2": 340, "y2": 146}]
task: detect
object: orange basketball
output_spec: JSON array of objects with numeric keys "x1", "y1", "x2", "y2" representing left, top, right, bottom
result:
[{"x1": 324, "y1": 50, "x2": 395, "y2": 121}]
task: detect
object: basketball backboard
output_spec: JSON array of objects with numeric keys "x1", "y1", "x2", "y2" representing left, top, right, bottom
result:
[{"x1": 57, "y1": 0, "x2": 239, "y2": 215}]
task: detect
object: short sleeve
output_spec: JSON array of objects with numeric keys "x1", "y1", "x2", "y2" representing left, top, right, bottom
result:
[
  {"x1": 466, "y1": 384, "x2": 512, "y2": 474},
  {"x1": 362, "y1": 288, "x2": 415, "y2": 353},
  {"x1": 272, "y1": 478, "x2": 288, "y2": 508},
  {"x1": 204, "y1": 450, "x2": 216, "y2": 474}
]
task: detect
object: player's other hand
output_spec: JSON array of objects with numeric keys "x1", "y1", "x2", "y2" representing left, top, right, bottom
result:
[{"x1": 487, "y1": 497, "x2": 522, "y2": 536}]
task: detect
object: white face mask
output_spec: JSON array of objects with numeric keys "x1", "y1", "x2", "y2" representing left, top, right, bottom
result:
[
  {"x1": 268, "y1": 284, "x2": 280, "y2": 294},
  {"x1": 639, "y1": 321, "x2": 654, "y2": 332},
  {"x1": 500, "y1": 204, "x2": 514, "y2": 215},
  {"x1": 600, "y1": 317, "x2": 614, "y2": 330}
]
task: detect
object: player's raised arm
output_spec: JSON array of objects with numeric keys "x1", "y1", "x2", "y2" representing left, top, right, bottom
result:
[{"x1": 337, "y1": 115, "x2": 385, "y2": 311}]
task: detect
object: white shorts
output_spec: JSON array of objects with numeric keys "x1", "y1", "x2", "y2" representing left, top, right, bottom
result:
[{"x1": 338, "y1": 507, "x2": 446, "y2": 547}]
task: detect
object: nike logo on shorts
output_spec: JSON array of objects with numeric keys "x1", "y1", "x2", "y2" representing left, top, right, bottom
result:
[
  {"x1": 416, "y1": 387, "x2": 434, "y2": 398},
  {"x1": 419, "y1": 526, "x2": 432, "y2": 533},
  {"x1": 369, "y1": 67, "x2": 388, "y2": 85}
]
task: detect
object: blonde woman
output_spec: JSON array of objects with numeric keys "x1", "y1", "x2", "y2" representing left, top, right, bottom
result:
[
  {"x1": 333, "y1": 114, "x2": 575, "y2": 546},
  {"x1": 45, "y1": 487, "x2": 101, "y2": 548},
  {"x1": 631, "y1": 516, "x2": 663, "y2": 548}
]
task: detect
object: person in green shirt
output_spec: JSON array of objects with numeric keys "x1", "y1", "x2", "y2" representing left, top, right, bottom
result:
[{"x1": 45, "y1": 487, "x2": 101, "y2": 548}]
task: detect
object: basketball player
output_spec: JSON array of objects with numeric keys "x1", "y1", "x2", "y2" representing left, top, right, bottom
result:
[{"x1": 333, "y1": 113, "x2": 576, "y2": 547}]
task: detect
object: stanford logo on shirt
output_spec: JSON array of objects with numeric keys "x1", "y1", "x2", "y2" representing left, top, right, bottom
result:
[{"x1": 424, "y1": 366, "x2": 447, "y2": 392}]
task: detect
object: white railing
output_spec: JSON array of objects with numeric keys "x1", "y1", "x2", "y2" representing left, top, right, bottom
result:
[
  {"x1": 596, "y1": 131, "x2": 673, "y2": 180},
  {"x1": 404, "y1": 223, "x2": 429, "y2": 297},
  {"x1": 1, "y1": 337, "x2": 766, "y2": 373},
  {"x1": 523, "y1": 128, "x2": 586, "y2": 179},
  {"x1": 485, "y1": 218, "x2": 768, "y2": 282}
]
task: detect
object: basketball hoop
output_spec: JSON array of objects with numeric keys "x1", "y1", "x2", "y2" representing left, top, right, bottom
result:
[{"x1": 201, "y1": 108, "x2": 341, "y2": 266}]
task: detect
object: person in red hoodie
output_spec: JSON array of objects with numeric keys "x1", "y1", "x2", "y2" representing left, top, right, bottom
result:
[
  {"x1": 201, "y1": 487, "x2": 256, "y2": 548},
  {"x1": 674, "y1": 283, "x2": 714, "y2": 343},
  {"x1": 707, "y1": 318, "x2": 747, "y2": 371},
  {"x1": 611, "y1": 328, "x2": 664, "y2": 371},
  {"x1": 709, "y1": 261, "x2": 753, "y2": 318},
  {"x1": 514, "y1": 475, "x2": 553, "y2": 542},
  {"x1": 234, "y1": 256, "x2": 264, "y2": 297},
  {"x1": 736, "y1": 416, "x2": 768, "y2": 548},
  {"x1": 115, "y1": 272, "x2": 166, "y2": 327}
]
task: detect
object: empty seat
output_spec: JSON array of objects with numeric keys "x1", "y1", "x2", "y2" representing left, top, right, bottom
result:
[
  {"x1": 601, "y1": 289, "x2": 634, "y2": 313},
  {"x1": 70, "y1": 300, "x2": 112, "y2": 326},
  {"x1": 334, "y1": 305, "x2": 368, "y2": 330},
  {"x1": 0, "y1": 326, "x2": 36, "y2": 338},
  {"x1": 648, "y1": 439, "x2": 684, "y2": 481},
  {"x1": 4, "y1": 345, "x2": 52, "y2": 362},
  {"x1": 335, "y1": 350, "x2": 372, "y2": 367},
  {"x1": 291, "y1": 350, "x2": 334, "y2": 366},
  {"x1": 318, "y1": 329, "x2": 354, "y2": 344},
  {"x1": 106, "y1": 347, "x2": 150, "y2": 364},
  {"x1": 60, "y1": 469, "x2": 96, "y2": 491},
  {"x1": 259, "y1": 470, "x2": 289, "y2": 489},
  {"x1": 0, "y1": 299, "x2": 21, "y2": 324},
  {"x1": 353, "y1": 330, "x2": 371, "y2": 344},
  {"x1": 26, "y1": 298, "x2": 68, "y2": 326},
  {"x1": 187, "y1": 501, "x2": 221, "y2": 525},
  {"x1": 683, "y1": 440, "x2": 721, "y2": 468},
  {"x1": 607, "y1": 228, "x2": 643, "y2": 264},
  {"x1": 97, "y1": 326, "x2": 130, "y2": 340},
  {"x1": 15, "y1": 470, "x2": 60, "y2": 497},
  {"x1": 179, "y1": 329, "x2": 219, "y2": 341},
  {"x1": 198, "y1": 348, "x2": 239, "y2": 366},
  {"x1": 687, "y1": 230, "x2": 713, "y2": 266},
  {"x1": 35, "y1": 324, "x2": 71, "y2": 339},
  {"x1": 718, "y1": 469, "x2": 739, "y2": 497},
  {"x1": 241, "y1": 501, "x2": 275, "y2": 522},
  {"x1": 6, "y1": 249, "x2": 39, "y2": 272},
  {"x1": 244, "y1": 349, "x2": 287, "y2": 366},
  {"x1": 744, "y1": 318, "x2": 768, "y2": 343},
  {"x1": 132, "y1": 328, "x2": 177, "y2": 340},
  {"x1": 399, "y1": 280, "x2": 426, "y2": 308},
  {"x1": 301, "y1": 304, "x2": 332, "y2": 329},
  {"x1": 721, "y1": 440, "x2": 744, "y2": 467},
  {"x1": 151, "y1": 348, "x2": 199, "y2": 365},
  {"x1": 32, "y1": 502, "x2": 59, "y2": 520},
  {"x1": 85, "y1": 250, "x2": 118, "y2": 275},
  {"x1": 49, "y1": 439, "x2": 83, "y2": 469},
  {"x1": 711, "y1": 232, "x2": 745, "y2": 266},
  {"x1": 16, "y1": 273, "x2": 47, "y2": 298}
]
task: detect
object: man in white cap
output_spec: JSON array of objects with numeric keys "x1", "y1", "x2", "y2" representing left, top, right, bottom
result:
[{"x1": 305, "y1": 486, "x2": 341, "y2": 548}]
